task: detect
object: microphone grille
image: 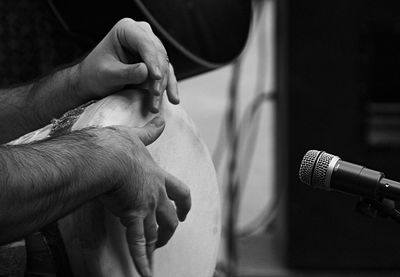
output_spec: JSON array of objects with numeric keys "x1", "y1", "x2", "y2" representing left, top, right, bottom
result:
[
  {"x1": 299, "y1": 150, "x2": 337, "y2": 188},
  {"x1": 299, "y1": 150, "x2": 321, "y2": 185}
]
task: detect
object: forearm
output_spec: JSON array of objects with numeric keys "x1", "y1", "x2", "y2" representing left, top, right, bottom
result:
[
  {"x1": 0, "y1": 64, "x2": 85, "y2": 144},
  {"x1": 0, "y1": 18, "x2": 180, "y2": 144},
  {"x1": 0, "y1": 129, "x2": 117, "y2": 244}
]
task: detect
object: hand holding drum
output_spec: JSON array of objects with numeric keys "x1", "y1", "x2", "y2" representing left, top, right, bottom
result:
[{"x1": 92, "y1": 118, "x2": 191, "y2": 277}]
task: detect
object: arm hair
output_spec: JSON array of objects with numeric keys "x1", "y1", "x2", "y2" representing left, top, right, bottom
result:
[
  {"x1": 0, "y1": 63, "x2": 85, "y2": 144},
  {"x1": 0, "y1": 128, "x2": 120, "y2": 244}
]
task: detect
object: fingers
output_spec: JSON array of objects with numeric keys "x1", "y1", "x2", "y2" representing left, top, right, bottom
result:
[
  {"x1": 125, "y1": 218, "x2": 152, "y2": 277},
  {"x1": 148, "y1": 75, "x2": 167, "y2": 113},
  {"x1": 117, "y1": 19, "x2": 168, "y2": 86},
  {"x1": 148, "y1": 94, "x2": 161, "y2": 114},
  {"x1": 156, "y1": 192, "x2": 179, "y2": 248},
  {"x1": 163, "y1": 170, "x2": 192, "y2": 221},
  {"x1": 144, "y1": 213, "x2": 158, "y2": 268},
  {"x1": 115, "y1": 19, "x2": 180, "y2": 110},
  {"x1": 166, "y1": 63, "x2": 179, "y2": 104},
  {"x1": 132, "y1": 116, "x2": 165, "y2": 146},
  {"x1": 148, "y1": 63, "x2": 178, "y2": 112}
]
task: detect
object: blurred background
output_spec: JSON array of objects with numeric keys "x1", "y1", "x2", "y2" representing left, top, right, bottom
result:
[
  {"x1": 4, "y1": 0, "x2": 400, "y2": 276},
  {"x1": 181, "y1": 0, "x2": 400, "y2": 276},
  {"x1": 179, "y1": 1, "x2": 277, "y2": 276}
]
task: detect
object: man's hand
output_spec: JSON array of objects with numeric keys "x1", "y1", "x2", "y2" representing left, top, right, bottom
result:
[
  {"x1": 77, "y1": 18, "x2": 179, "y2": 113},
  {"x1": 0, "y1": 18, "x2": 179, "y2": 143},
  {"x1": 95, "y1": 117, "x2": 191, "y2": 277},
  {"x1": 0, "y1": 112, "x2": 189, "y2": 277}
]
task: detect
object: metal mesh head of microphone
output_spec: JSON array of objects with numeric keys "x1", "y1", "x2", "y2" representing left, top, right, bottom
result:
[
  {"x1": 299, "y1": 150, "x2": 320, "y2": 185},
  {"x1": 299, "y1": 150, "x2": 337, "y2": 189}
]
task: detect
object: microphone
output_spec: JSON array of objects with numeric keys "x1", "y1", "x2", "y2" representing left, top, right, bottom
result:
[{"x1": 299, "y1": 150, "x2": 400, "y2": 201}]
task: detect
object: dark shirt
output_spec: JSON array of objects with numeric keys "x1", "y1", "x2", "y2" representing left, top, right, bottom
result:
[{"x1": 0, "y1": 1, "x2": 88, "y2": 275}]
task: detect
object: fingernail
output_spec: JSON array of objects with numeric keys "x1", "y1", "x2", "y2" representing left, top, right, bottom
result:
[
  {"x1": 152, "y1": 116, "x2": 164, "y2": 127},
  {"x1": 153, "y1": 96, "x2": 160, "y2": 110},
  {"x1": 154, "y1": 80, "x2": 161, "y2": 94}
]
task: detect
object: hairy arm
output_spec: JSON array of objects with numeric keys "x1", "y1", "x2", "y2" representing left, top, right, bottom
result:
[
  {"x1": 0, "y1": 117, "x2": 191, "y2": 277},
  {"x1": 0, "y1": 18, "x2": 179, "y2": 145},
  {"x1": 0, "y1": 65, "x2": 82, "y2": 144},
  {"x1": 0, "y1": 128, "x2": 115, "y2": 244}
]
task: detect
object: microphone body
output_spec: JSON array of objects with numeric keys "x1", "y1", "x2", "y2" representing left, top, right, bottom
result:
[{"x1": 299, "y1": 150, "x2": 400, "y2": 201}]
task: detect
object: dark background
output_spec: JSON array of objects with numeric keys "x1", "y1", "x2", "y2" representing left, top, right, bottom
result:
[{"x1": 278, "y1": 0, "x2": 400, "y2": 269}]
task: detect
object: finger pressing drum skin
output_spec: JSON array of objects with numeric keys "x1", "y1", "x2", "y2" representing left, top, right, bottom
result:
[
  {"x1": 163, "y1": 170, "x2": 192, "y2": 221},
  {"x1": 149, "y1": 58, "x2": 169, "y2": 98},
  {"x1": 149, "y1": 76, "x2": 167, "y2": 113},
  {"x1": 166, "y1": 63, "x2": 179, "y2": 104},
  {"x1": 125, "y1": 219, "x2": 152, "y2": 277},
  {"x1": 155, "y1": 196, "x2": 179, "y2": 248},
  {"x1": 117, "y1": 19, "x2": 166, "y2": 80},
  {"x1": 148, "y1": 94, "x2": 161, "y2": 113},
  {"x1": 139, "y1": 30, "x2": 169, "y2": 81},
  {"x1": 153, "y1": 37, "x2": 170, "y2": 78},
  {"x1": 143, "y1": 36, "x2": 169, "y2": 81},
  {"x1": 150, "y1": 79, "x2": 162, "y2": 96}
]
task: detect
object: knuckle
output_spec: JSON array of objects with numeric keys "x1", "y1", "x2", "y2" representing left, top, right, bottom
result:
[
  {"x1": 147, "y1": 195, "x2": 158, "y2": 210},
  {"x1": 137, "y1": 21, "x2": 152, "y2": 31},
  {"x1": 117, "y1": 18, "x2": 136, "y2": 28},
  {"x1": 127, "y1": 233, "x2": 146, "y2": 245},
  {"x1": 135, "y1": 253, "x2": 147, "y2": 260},
  {"x1": 148, "y1": 224, "x2": 158, "y2": 235}
]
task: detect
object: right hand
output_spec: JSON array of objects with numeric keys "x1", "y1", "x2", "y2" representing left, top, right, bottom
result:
[
  {"x1": 76, "y1": 18, "x2": 179, "y2": 113},
  {"x1": 95, "y1": 116, "x2": 191, "y2": 277}
]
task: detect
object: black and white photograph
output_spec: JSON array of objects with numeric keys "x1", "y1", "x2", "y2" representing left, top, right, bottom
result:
[{"x1": 1, "y1": 1, "x2": 400, "y2": 277}]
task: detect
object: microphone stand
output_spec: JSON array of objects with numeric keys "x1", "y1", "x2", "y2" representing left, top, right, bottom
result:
[{"x1": 356, "y1": 197, "x2": 400, "y2": 224}]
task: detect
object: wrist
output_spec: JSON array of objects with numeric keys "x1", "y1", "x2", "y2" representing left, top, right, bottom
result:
[
  {"x1": 85, "y1": 127, "x2": 131, "y2": 193},
  {"x1": 68, "y1": 63, "x2": 91, "y2": 103}
]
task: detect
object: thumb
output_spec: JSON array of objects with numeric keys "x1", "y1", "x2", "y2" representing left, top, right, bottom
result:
[
  {"x1": 113, "y1": 62, "x2": 149, "y2": 85},
  {"x1": 135, "y1": 116, "x2": 165, "y2": 146}
]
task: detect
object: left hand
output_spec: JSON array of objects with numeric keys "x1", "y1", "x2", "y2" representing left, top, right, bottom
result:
[
  {"x1": 93, "y1": 117, "x2": 191, "y2": 277},
  {"x1": 76, "y1": 18, "x2": 179, "y2": 112}
]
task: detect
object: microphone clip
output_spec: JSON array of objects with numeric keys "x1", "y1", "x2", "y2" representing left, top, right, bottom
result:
[{"x1": 355, "y1": 197, "x2": 400, "y2": 224}]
